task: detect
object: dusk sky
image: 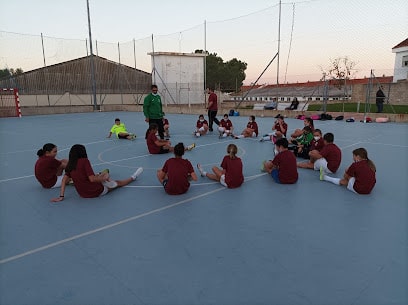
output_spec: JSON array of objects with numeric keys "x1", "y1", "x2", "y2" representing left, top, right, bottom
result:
[{"x1": 1, "y1": 0, "x2": 407, "y2": 84}]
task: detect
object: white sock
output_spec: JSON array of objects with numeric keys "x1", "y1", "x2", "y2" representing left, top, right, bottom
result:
[
  {"x1": 236, "y1": 135, "x2": 244, "y2": 139},
  {"x1": 222, "y1": 133, "x2": 228, "y2": 137},
  {"x1": 199, "y1": 127, "x2": 204, "y2": 132},
  {"x1": 323, "y1": 175, "x2": 341, "y2": 185},
  {"x1": 195, "y1": 132, "x2": 201, "y2": 137},
  {"x1": 262, "y1": 136, "x2": 270, "y2": 141}
]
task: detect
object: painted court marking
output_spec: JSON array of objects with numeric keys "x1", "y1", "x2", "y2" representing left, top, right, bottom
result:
[{"x1": 0, "y1": 187, "x2": 226, "y2": 265}]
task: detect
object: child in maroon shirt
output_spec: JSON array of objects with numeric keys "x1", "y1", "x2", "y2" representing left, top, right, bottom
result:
[
  {"x1": 262, "y1": 138, "x2": 298, "y2": 184},
  {"x1": 194, "y1": 114, "x2": 209, "y2": 137},
  {"x1": 218, "y1": 114, "x2": 234, "y2": 138},
  {"x1": 260, "y1": 115, "x2": 287, "y2": 143},
  {"x1": 35, "y1": 143, "x2": 68, "y2": 188},
  {"x1": 50, "y1": 144, "x2": 143, "y2": 201},
  {"x1": 321, "y1": 148, "x2": 376, "y2": 194},
  {"x1": 197, "y1": 144, "x2": 244, "y2": 188},
  {"x1": 234, "y1": 115, "x2": 259, "y2": 139},
  {"x1": 298, "y1": 132, "x2": 341, "y2": 174},
  {"x1": 157, "y1": 143, "x2": 198, "y2": 195},
  {"x1": 309, "y1": 129, "x2": 324, "y2": 152},
  {"x1": 146, "y1": 123, "x2": 195, "y2": 154}
]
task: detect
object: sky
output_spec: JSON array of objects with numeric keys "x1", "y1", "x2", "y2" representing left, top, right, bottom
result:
[{"x1": 1, "y1": 0, "x2": 407, "y2": 84}]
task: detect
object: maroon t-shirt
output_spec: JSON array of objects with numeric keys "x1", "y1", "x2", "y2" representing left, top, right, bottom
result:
[
  {"x1": 321, "y1": 143, "x2": 342, "y2": 173},
  {"x1": 220, "y1": 119, "x2": 233, "y2": 130},
  {"x1": 162, "y1": 157, "x2": 194, "y2": 195},
  {"x1": 196, "y1": 119, "x2": 208, "y2": 128},
  {"x1": 35, "y1": 156, "x2": 62, "y2": 188},
  {"x1": 272, "y1": 150, "x2": 298, "y2": 184},
  {"x1": 346, "y1": 160, "x2": 376, "y2": 194},
  {"x1": 310, "y1": 138, "x2": 324, "y2": 151},
  {"x1": 247, "y1": 121, "x2": 259, "y2": 136},
  {"x1": 208, "y1": 93, "x2": 218, "y2": 110},
  {"x1": 221, "y1": 155, "x2": 244, "y2": 188},
  {"x1": 146, "y1": 132, "x2": 160, "y2": 154},
  {"x1": 66, "y1": 158, "x2": 104, "y2": 198},
  {"x1": 273, "y1": 121, "x2": 288, "y2": 136}
]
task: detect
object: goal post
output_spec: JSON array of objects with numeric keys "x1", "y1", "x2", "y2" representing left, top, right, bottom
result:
[{"x1": 0, "y1": 88, "x2": 22, "y2": 118}]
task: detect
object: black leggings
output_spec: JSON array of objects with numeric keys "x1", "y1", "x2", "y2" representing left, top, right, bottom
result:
[
  {"x1": 208, "y1": 110, "x2": 220, "y2": 131},
  {"x1": 149, "y1": 118, "x2": 165, "y2": 139}
]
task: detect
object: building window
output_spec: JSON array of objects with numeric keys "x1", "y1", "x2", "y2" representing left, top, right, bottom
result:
[
  {"x1": 403, "y1": 55, "x2": 408, "y2": 67},
  {"x1": 308, "y1": 97, "x2": 313, "y2": 101},
  {"x1": 316, "y1": 97, "x2": 320, "y2": 101},
  {"x1": 280, "y1": 97, "x2": 285, "y2": 101},
  {"x1": 287, "y1": 97, "x2": 291, "y2": 102}
]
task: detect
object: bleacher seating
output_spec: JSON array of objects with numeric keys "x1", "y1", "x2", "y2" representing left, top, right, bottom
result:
[{"x1": 253, "y1": 102, "x2": 308, "y2": 111}]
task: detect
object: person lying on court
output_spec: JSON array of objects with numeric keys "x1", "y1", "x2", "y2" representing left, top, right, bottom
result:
[
  {"x1": 107, "y1": 118, "x2": 136, "y2": 140},
  {"x1": 145, "y1": 123, "x2": 195, "y2": 154},
  {"x1": 157, "y1": 142, "x2": 198, "y2": 195},
  {"x1": 51, "y1": 144, "x2": 143, "y2": 201}
]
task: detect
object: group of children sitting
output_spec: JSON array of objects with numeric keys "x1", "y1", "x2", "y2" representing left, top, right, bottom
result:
[{"x1": 34, "y1": 114, "x2": 376, "y2": 201}]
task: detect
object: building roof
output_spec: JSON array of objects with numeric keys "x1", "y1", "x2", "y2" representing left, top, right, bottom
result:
[
  {"x1": 234, "y1": 76, "x2": 393, "y2": 98},
  {"x1": 392, "y1": 38, "x2": 408, "y2": 50}
]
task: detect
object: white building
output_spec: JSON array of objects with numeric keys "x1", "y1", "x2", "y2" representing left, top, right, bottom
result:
[
  {"x1": 392, "y1": 38, "x2": 408, "y2": 82},
  {"x1": 148, "y1": 52, "x2": 206, "y2": 106}
]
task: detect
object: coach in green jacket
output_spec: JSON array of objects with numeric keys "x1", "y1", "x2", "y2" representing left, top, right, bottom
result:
[{"x1": 143, "y1": 84, "x2": 165, "y2": 139}]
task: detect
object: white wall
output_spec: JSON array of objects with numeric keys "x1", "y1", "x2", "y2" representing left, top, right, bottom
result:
[
  {"x1": 392, "y1": 46, "x2": 408, "y2": 82},
  {"x1": 149, "y1": 52, "x2": 206, "y2": 105}
]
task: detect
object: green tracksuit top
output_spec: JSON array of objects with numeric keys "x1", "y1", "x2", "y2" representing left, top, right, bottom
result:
[{"x1": 143, "y1": 93, "x2": 164, "y2": 119}]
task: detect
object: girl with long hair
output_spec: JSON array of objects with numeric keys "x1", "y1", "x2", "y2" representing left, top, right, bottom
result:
[
  {"x1": 320, "y1": 147, "x2": 376, "y2": 194},
  {"x1": 51, "y1": 144, "x2": 143, "y2": 201}
]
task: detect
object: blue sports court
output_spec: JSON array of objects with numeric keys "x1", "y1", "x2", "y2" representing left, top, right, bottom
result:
[{"x1": 0, "y1": 111, "x2": 407, "y2": 305}]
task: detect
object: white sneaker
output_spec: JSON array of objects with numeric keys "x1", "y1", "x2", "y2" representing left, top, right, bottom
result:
[
  {"x1": 197, "y1": 164, "x2": 205, "y2": 177},
  {"x1": 131, "y1": 167, "x2": 144, "y2": 180},
  {"x1": 186, "y1": 143, "x2": 196, "y2": 151},
  {"x1": 102, "y1": 180, "x2": 118, "y2": 188}
]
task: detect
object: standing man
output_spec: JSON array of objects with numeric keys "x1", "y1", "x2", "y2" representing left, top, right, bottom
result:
[
  {"x1": 375, "y1": 86, "x2": 385, "y2": 113},
  {"x1": 207, "y1": 87, "x2": 220, "y2": 132},
  {"x1": 144, "y1": 84, "x2": 165, "y2": 139}
]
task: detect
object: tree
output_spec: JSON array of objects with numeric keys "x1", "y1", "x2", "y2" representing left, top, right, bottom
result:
[
  {"x1": 0, "y1": 68, "x2": 24, "y2": 79},
  {"x1": 195, "y1": 50, "x2": 247, "y2": 92},
  {"x1": 0, "y1": 69, "x2": 11, "y2": 79},
  {"x1": 320, "y1": 56, "x2": 357, "y2": 89}
]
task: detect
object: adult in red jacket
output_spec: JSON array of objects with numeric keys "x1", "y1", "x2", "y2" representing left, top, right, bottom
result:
[{"x1": 207, "y1": 87, "x2": 220, "y2": 132}]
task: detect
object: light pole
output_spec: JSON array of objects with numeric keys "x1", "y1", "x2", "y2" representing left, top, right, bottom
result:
[{"x1": 86, "y1": 0, "x2": 98, "y2": 110}]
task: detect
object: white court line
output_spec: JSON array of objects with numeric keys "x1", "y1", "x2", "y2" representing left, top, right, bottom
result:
[{"x1": 0, "y1": 186, "x2": 226, "y2": 265}]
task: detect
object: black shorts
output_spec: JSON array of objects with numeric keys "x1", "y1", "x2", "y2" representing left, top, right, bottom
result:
[{"x1": 159, "y1": 147, "x2": 170, "y2": 154}]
